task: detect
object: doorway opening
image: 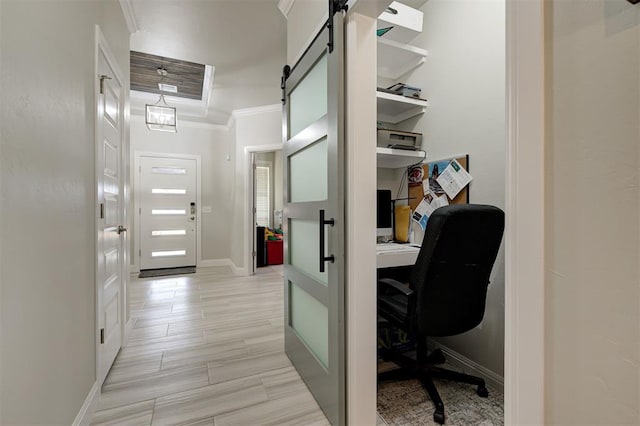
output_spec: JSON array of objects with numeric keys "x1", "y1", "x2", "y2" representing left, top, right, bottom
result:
[{"x1": 250, "y1": 149, "x2": 284, "y2": 276}]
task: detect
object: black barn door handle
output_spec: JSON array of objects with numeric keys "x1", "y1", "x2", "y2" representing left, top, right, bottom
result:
[{"x1": 319, "y1": 209, "x2": 335, "y2": 273}]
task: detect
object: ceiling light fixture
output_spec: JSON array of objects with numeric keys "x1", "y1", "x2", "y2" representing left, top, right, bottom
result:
[{"x1": 146, "y1": 67, "x2": 177, "y2": 133}]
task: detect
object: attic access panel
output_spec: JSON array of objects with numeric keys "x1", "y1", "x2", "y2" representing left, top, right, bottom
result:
[{"x1": 131, "y1": 51, "x2": 206, "y2": 101}]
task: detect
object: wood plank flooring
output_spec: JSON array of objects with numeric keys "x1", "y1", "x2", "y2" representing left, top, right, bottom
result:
[{"x1": 91, "y1": 265, "x2": 329, "y2": 426}]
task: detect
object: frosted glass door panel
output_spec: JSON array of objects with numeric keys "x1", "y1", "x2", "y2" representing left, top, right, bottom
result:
[
  {"x1": 288, "y1": 54, "x2": 327, "y2": 138},
  {"x1": 290, "y1": 282, "x2": 328, "y2": 368},
  {"x1": 290, "y1": 219, "x2": 327, "y2": 285},
  {"x1": 289, "y1": 137, "x2": 327, "y2": 203}
]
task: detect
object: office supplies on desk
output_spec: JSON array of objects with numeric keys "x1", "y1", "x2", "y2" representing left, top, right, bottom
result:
[
  {"x1": 376, "y1": 242, "x2": 421, "y2": 268},
  {"x1": 394, "y1": 205, "x2": 411, "y2": 242}
]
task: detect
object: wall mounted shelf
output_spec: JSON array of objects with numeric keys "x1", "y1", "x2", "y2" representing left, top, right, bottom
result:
[
  {"x1": 377, "y1": 38, "x2": 427, "y2": 80},
  {"x1": 376, "y1": 91, "x2": 428, "y2": 124},
  {"x1": 376, "y1": 147, "x2": 426, "y2": 168}
]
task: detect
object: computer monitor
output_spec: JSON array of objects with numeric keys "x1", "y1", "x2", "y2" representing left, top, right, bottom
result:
[{"x1": 377, "y1": 189, "x2": 393, "y2": 239}]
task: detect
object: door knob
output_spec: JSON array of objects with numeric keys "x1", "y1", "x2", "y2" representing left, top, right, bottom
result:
[{"x1": 117, "y1": 225, "x2": 127, "y2": 235}]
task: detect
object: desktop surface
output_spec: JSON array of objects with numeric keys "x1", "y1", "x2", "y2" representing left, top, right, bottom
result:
[{"x1": 376, "y1": 242, "x2": 421, "y2": 268}]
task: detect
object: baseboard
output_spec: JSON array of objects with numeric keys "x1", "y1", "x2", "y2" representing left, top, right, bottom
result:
[
  {"x1": 231, "y1": 263, "x2": 249, "y2": 276},
  {"x1": 198, "y1": 258, "x2": 234, "y2": 268},
  {"x1": 428, "y1": 341, "x2": 504, "y2": 393},
  {"x1": 198, "y1": 258, "x2": 249, "y2": 276},
  {"x1": 72, "y1": 380, "x2": 100, "y2": 426}
]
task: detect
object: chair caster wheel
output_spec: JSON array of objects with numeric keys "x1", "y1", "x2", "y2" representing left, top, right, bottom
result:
[
  {"x1": 433, "y1": 410, "x2": 445, "y2": 424},
  {"x1": 477, "y1": 386, "x2": 489, "y2": 398},
  {"x1": 431, "y1": 349, "x2": 446, "y2": 365}
]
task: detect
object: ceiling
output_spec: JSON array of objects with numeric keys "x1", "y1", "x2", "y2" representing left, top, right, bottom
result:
[
  {"x1": 129, "y1": 0, "x2": 286, "y2": 125},
  {"x1": 130, "y1": 51, "x2": 206, "y2": 100}
]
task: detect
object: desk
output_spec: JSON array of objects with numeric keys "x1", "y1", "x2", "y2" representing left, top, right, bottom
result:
[{"x1": 376, "y1": 243, "x2": 421, "y2": 268}]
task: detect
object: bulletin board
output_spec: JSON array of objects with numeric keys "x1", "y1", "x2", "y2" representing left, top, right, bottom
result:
[{"x1": 407, "y1": 155, "x2": 470, "y2": 212}]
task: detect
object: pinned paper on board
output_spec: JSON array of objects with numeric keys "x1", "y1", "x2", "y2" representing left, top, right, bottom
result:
[
  {"x1": 408, "y1": 155, "x2": 470, "y2": 214},
  {"x1": 412, "y1": 190, "x2": 450, "y2": 230},
  {"x1": 436, "y1": 159, "x2": 473, "y2": 199}
]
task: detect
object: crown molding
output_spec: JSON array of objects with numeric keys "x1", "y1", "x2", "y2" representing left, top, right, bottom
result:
[
  {"x1": 232, "y1": 104, "x2": 281, "y2": 118},
  {"x1": 277, "y1": 0, "x2": 296, "y2": 17},
  {"x1": 131, "y1": 113, "x2": 229, "y2": 131},
  {"x1": 119, "y1": 0, "x2": 139, "y2": 34}
]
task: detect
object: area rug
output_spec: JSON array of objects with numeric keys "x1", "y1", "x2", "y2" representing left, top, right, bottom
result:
[
  {"x1": 138, "y1": 266, "x2": 196, "y2": 278},
  {"x1": 377, "y1": 365, "x2": 504, "y2": 426}
]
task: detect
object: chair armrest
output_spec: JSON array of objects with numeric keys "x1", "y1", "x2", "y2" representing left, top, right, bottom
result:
[
  {"x1": 377, "y1": 278, "x2": 415, "y2": 333},
  {"x1": 378, "y1": 278, "x2": 414, "y2": 297}
]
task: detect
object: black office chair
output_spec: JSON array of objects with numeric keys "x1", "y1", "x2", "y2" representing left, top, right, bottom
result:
[{"x1": 377, "y1": 204, "x2": 505, "y2": 424}]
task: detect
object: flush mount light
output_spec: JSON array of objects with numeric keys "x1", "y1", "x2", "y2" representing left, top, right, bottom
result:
[
  {"x1": 146, "y1": 67, "x2": 177, "y2": 132},
  {"x1": 158, "y1": 83, "x2": 178, "y2": 93}
]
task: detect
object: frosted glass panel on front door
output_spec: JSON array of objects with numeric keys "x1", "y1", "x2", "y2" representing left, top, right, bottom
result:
[
  {"x1": 288, "y1": 53, "x2": 327, "y2": 138},
  {"x1": 290, "y1": 219, "x2": 328, "y2": 285},
  {"x1": 289, "y1": 137, "x2": 328, "y2": 203},
  {"x1": 290, "y1": 282, "x2": 329, "y2": 368}
]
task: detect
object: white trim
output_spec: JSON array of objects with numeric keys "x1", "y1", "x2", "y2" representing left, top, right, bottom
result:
[
  {"x1": 133, "y1": 152, "x2": 202, "y2": 272},
  {"x1": 198, "y1": 259, "x2": 247, "y2": 275},
  {"x1": 244, "y1": 144, "x2": 283, "y2": 276},
  {"x1": 72, "y1": 381, "x2": 100, "y2": 426},
  {"x1": 198, "y1": 258, "x2": 235, "y2": 268},
  {"x1": 345, "y1": 12, "x2": 378, "y2": 426},
  {"x1": 505, "y1": 0, "x2": 545, "y2": 424},
  {"x1": 118, "y1": 0, "x2": 139, "y2": 34},
  {"x1": 232, "y1": 104, "x2": 281, "y2": 118},
  {"x1": 130, "y1": 113, "x2": 228, "y2": 131},
  {"x1": 428, "y1": 341, "x2": 504, "y2": 393},
  {"x1": 278, "y1": 0, "x2": 295, "y2": 17}
]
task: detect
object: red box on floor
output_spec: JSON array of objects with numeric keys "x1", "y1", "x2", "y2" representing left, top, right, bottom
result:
[{"x1": 266, "y1": 240, "x2": 283, "y2": 265}]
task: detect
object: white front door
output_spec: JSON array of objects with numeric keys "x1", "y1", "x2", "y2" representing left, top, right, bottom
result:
[
  {"x1": 139, "y1": 156, "x2": 197, "y2": 270},
  {"x1": 96, "y1": 37, "x2": 125, "y2": 384}
]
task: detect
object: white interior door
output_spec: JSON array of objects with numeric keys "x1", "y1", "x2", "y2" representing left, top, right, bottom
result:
[
  {"x1": 282, "y1": 9, "x2": 345, "y2": 425},
  {"x1": 97, "y1": 40, "x2": 125, "y2": 383},
  {"x1": 139, "y1": 156, "x2": 197, "y2": 270}
]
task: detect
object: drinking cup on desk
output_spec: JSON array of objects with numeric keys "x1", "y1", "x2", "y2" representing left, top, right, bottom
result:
[{"x1": 394, "y1": 205, "x2": 411, "y2": 243}]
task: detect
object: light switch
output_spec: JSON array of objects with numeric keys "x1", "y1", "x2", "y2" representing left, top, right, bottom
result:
[{"x1": 202, "y1": 206, "x2": 212, "y2": 213}]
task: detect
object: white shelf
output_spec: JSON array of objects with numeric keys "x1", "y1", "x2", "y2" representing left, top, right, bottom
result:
[
  {"x1": 376, "y1": 91, "x2": 428, "y2": 124},
  {"x1": 377, "y1": 38, "x2": 427, "y2": 80},
  {"x1": 376, "y1": 147, "x2": 426, "y2": 168}
]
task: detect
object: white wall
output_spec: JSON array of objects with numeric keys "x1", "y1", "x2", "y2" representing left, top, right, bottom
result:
[
  {"x1": 286, "y1": 0, "x2": 328, "y2": 64},
  {"x1": 130, "y1": 117, "x2": 235, "y2": 266},
  {"x1": 0, "y1": 1, "x2": 129, "y2": 423},
  {"x1": 545, "y1": 0, "x2": 640, "y2": 423},
  {"x1": 230, "y1": 106, "x2": 283, "y2": 270},
  {"x1": 387, "y1": 0, "x2": 506, "y2": 376}
]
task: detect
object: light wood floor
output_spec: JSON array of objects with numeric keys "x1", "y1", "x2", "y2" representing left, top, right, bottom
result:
[{"x1": 91, "y1": 265, "x2": 329, "y2": 426}]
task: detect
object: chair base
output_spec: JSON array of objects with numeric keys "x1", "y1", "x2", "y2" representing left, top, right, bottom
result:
[{"x1": 378, "y1": 348, "x2": 488, "y2": 424}]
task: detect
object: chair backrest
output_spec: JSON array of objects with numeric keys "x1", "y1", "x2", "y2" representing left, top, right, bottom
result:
[{"x1": 410, "y1": 204, "x2": 504, "y2": 337}]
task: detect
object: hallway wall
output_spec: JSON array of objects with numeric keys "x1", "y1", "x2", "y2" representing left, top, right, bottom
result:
[
  {"x1": 545, "y1": 0, "x2": 640, "y2": 423},
  {"x1": 0, "y1": 1, "x2": 129, "y2": 423},
  {"x1": 230, "y1": 106, "x2": 283, "y2": 271},
  {"x1": 392, "y1": 0, "x2": 506, "y2": 378}
]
